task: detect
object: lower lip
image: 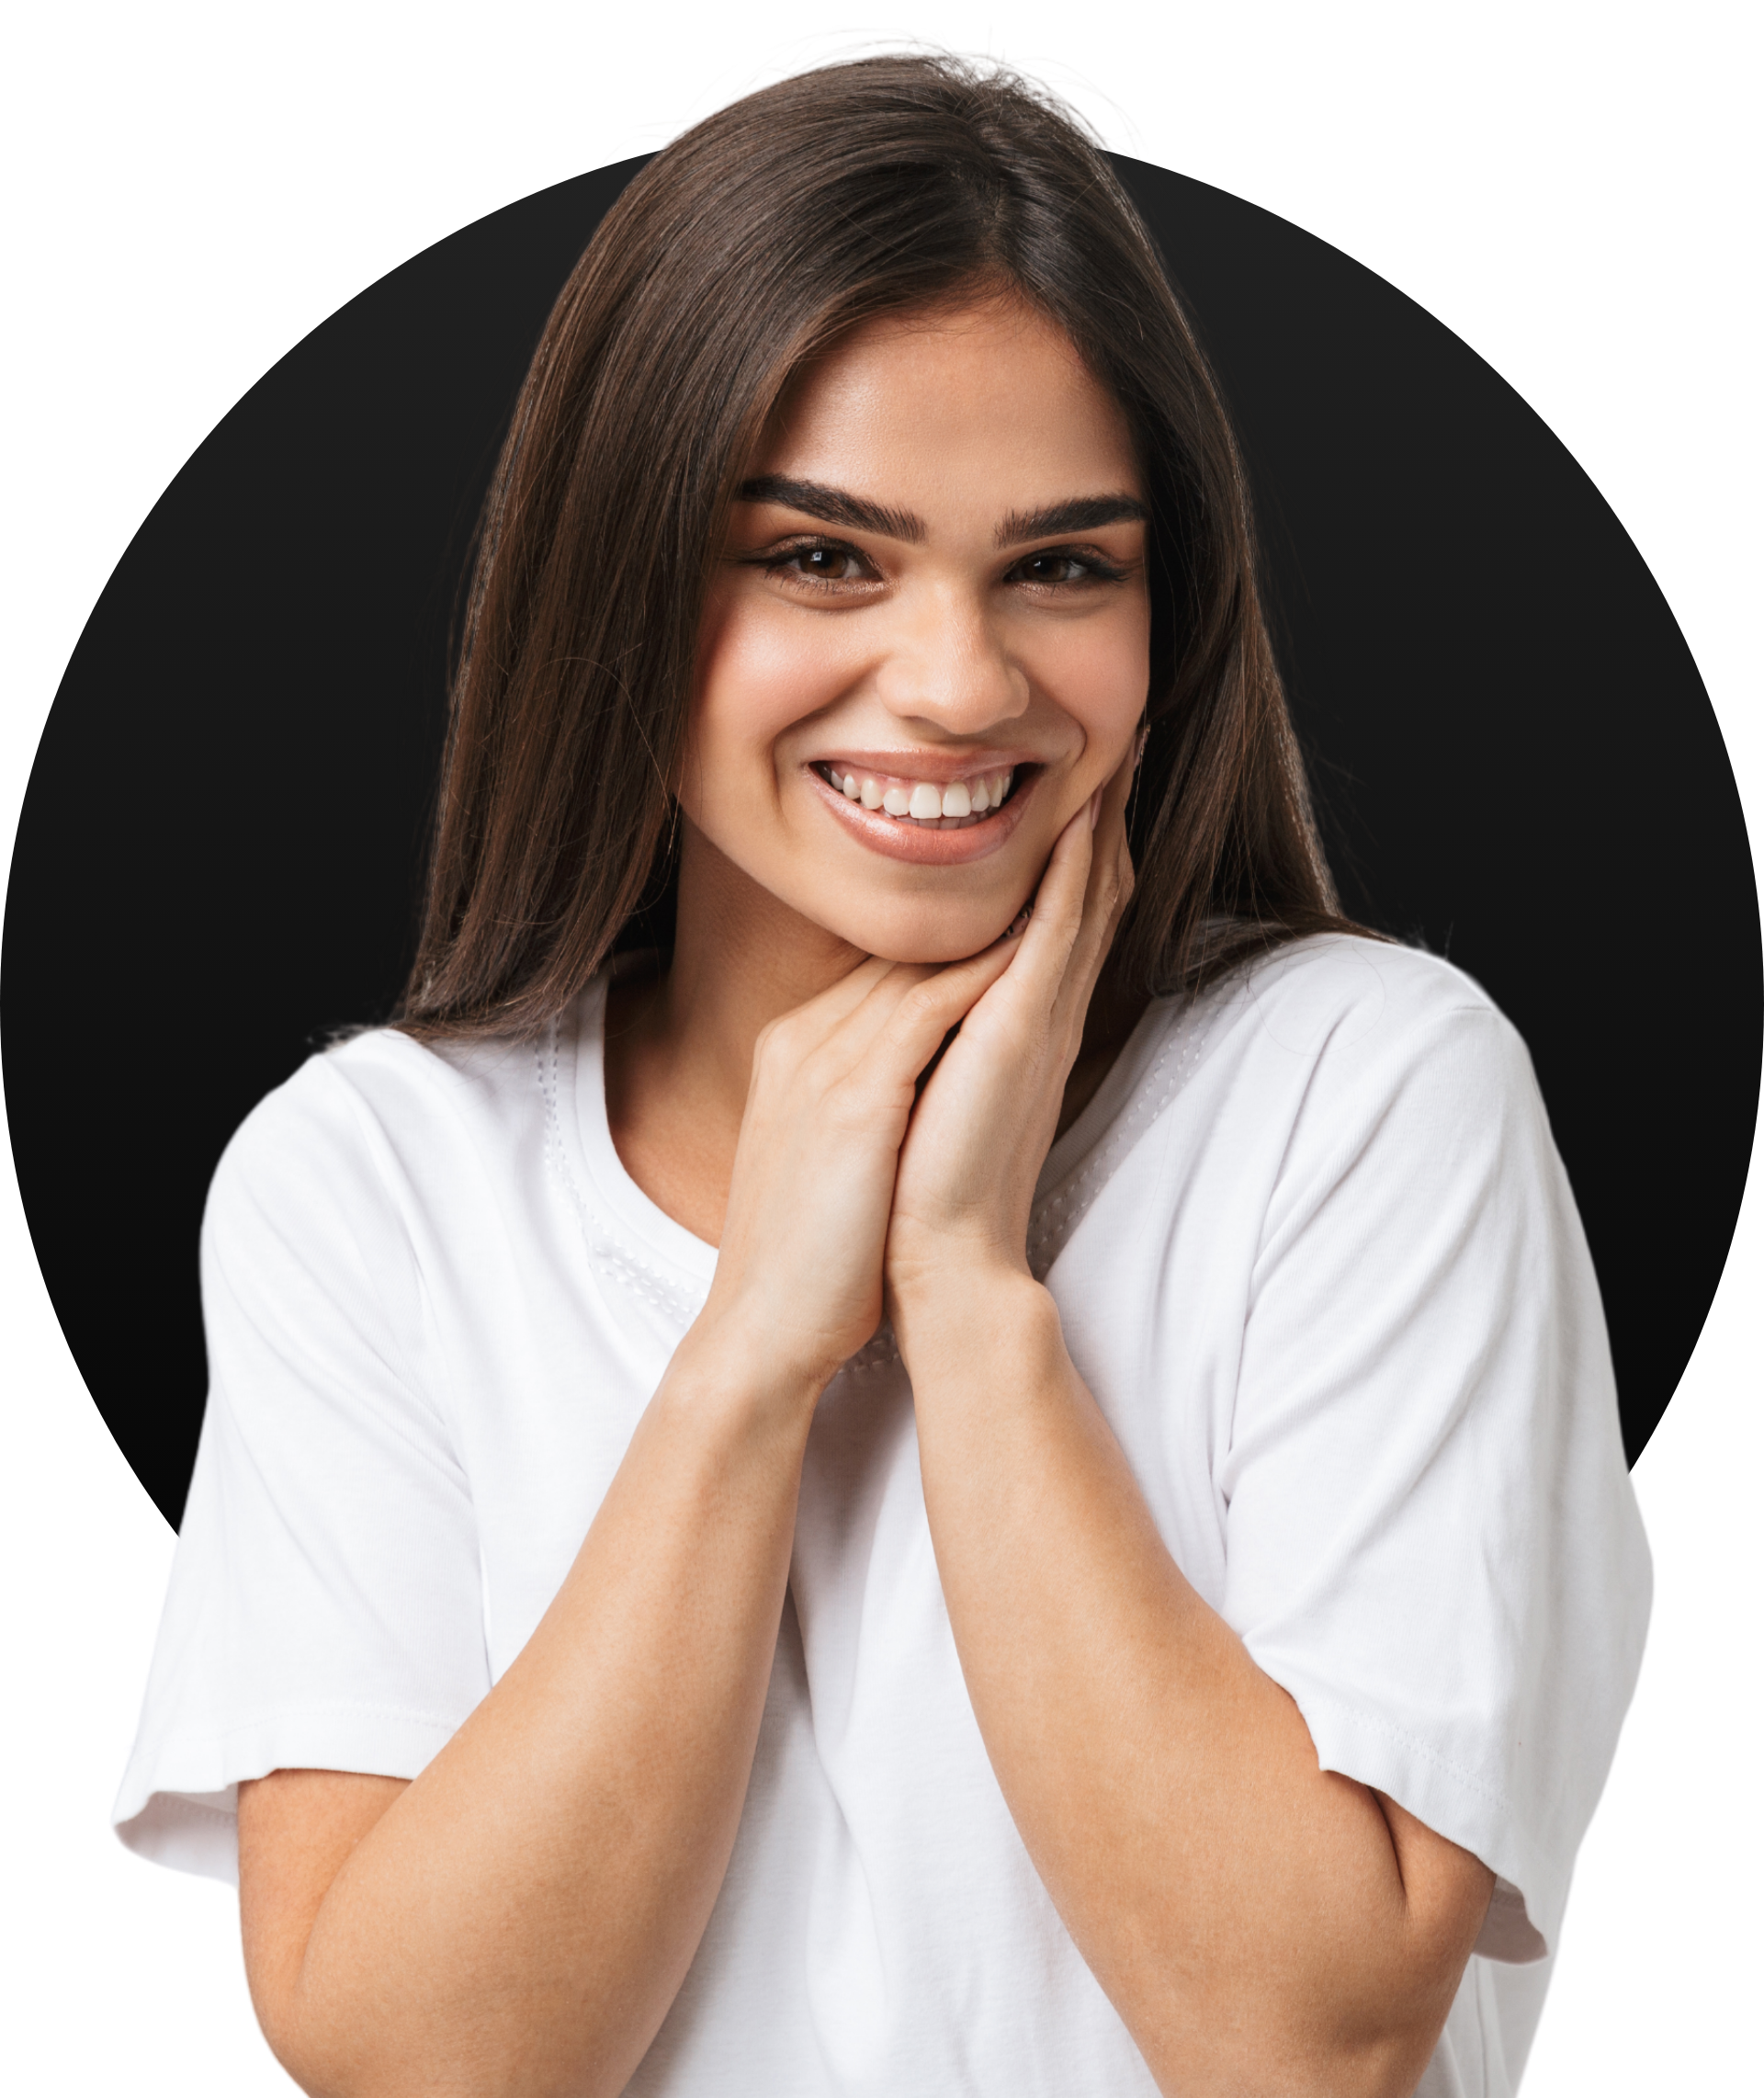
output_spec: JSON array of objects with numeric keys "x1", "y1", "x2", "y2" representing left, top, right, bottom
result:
[{"x1": 806, "y1": 766, "x2": 1038, "y2": 865}]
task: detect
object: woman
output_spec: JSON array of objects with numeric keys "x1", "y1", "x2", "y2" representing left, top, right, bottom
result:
[{"x1": 115, "y1": 53, "x2": 1650, "y2": 2098}]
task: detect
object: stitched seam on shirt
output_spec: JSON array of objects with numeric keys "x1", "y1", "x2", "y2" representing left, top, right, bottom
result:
[
  {"x1": 846, "y1": 1003, "x2": 1211, "y2": 1374},
  {"x1": 1024, "y1": 999, "x2": 1209, "y2": 1277},
  {"x1": 537, "y1": 981, "x2": 1208, "y2": 1351},
  {"x1": 537, "y1": 1015, "x2": 703, "y2": 1333},
  {"x1": 1297, "y1": 1689, "x2": 1510, "y2": 1811},
  {"x1": 144, "y1": 1797, "x2": 237, "y2": 1823}
]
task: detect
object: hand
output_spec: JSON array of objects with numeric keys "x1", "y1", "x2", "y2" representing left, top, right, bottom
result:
[
  {"x1": 883, "y1": 754, "x2": 1136, "y2": 1333},
  {"x1": 693, "y1": 941, "x2": 1023, "y2": 1398}
]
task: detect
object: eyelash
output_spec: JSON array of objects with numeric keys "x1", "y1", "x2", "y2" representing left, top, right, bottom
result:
[{"x1": 750, "y1": 537, "x2": 1131, "y2": 593}]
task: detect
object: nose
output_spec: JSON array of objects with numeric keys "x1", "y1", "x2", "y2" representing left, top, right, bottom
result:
[{"x1": 870, "y1": 580, "x2": 1030, "y2": 735}]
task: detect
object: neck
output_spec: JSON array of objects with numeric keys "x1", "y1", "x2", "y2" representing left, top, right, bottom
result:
[
  {"x1": 602, "y1": 821, "x2": 1145, "y2": 1246},
  {"x1": 660, "y1": 825, "x2": 866, "y2": 1106},
  {"x1": 602, "y1": 828, "x2": 867, "y2": 1236}
]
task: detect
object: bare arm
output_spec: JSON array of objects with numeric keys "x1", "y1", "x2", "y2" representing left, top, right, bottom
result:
[
  {"x1": 886, "y1": 776, "x2": 1494, "y2": 2097},
  {"x1": 236, "y1": 942, "x2": 1019, "y2": 2098},
  {"x1": 900, "y1": 1281, "x2": 1492, "y2": 2098},
  {"x1": 240, "y1": 1341, "x2": 819, "y2": 2098}
]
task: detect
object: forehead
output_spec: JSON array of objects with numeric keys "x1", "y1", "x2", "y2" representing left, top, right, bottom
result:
[{"x1": 753, "y1": 299, "x2": 1141, "y2": 507}]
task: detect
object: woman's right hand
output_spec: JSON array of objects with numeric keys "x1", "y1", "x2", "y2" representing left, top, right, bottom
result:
[
  {"x1": 237, "y1": 939, "x2": 1020, "y2": 2098},
  {"x1": 696, "y1": 940, "x2": 1023, "y2": 1394}
]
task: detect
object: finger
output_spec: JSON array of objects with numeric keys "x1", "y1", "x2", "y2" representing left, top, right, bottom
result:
[
  {"x1": 748, "y1": 956, "x2": 926, "y2": 1109},
  {"x1": 1078, "y1": 742, "x2": 1139, "y2": 922},
  {"x1": 1054, "y1": 792, "x2": 1135, "y2": 1031},
  {"x1": 767, "y1": 931, "x2": 1015, "y2": 1104},
  {"x1": 1018, "y1": 760, "x2": 1136, "y2": 1040},
  {"x1": 857, "y1": 937, "x2": 1023, "y2": 1088},
  {"x1": 1082, "y1": 742, "x2": 1136, "y2": 895},
  {"x1": 760, "y1": 951, "x2": 942, "y2": 1075},
  {"x1": 1102, "y1": 730, "x2": 1140, "y2": 828},
  {"x1": 1005, "y1": 801, "x2": 1096, "y2": 984},
  {"x1": 791, "y1": 952, "x2": 904, "y2": 1031},
  {"x1": 822, "y1": 947, "x2": 1001, "y2": 1060}
]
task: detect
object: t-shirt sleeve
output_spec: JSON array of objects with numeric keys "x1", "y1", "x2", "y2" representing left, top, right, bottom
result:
[
  {"x1": 1218, "y1": 992, "x2": 1650, "y2": 1963},
  {"x1": 112, "y1": 1055, "x2": 492, "y2": 1884}
]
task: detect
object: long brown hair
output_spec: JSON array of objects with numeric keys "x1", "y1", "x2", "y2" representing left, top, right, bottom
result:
[{"x1": 397, "y1": 52, "x2": 1361, "y2": 1041}]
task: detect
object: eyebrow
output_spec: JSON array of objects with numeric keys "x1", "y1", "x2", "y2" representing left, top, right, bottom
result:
[
  {"x1": 737, "y1": 475, "x2": 925, "y2": 543},
  {"x1": 735, "y1": 476, "x2": 1149, "y2": 550},
  {"x1": 995, "y1": 494, "x2": 1148, "y2": 546}
]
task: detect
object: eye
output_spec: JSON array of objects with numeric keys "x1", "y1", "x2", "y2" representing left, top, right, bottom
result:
[
  {"x1": 1009, "y1": 547, "x2": 1130, "y2": 588},
  {"x1": 1018, "y1": 551, "x2": 1088, "y2": 584},
  {"x1": 758, "y1": 539, "x2": 876, "y2": 587}
]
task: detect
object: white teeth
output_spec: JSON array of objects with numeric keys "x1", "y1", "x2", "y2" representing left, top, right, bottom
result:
[{"x1": 823, "y1": 764, "x2": 1021, "y2": 823}]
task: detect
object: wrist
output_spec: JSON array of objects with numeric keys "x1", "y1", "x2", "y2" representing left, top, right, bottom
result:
[
  {"x1": 888, "y1": 1263, "x2": 1060, "y2": 1391},
  {"x1": 665, "y1": 1301, "x2": 835, "y2": 1439}
]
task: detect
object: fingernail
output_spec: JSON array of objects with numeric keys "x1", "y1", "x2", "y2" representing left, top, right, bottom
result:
[{"x1": 1089, "y1": 790, "x2": 1102, "y2": 833}]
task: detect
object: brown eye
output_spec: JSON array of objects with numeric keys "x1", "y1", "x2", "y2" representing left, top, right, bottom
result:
[
  {"x1": 762, "y1": 540, "x2": 873, "y2": 584},
  {"x1": 1020, "y1": 552, "x2": 1086, "y2": 584},
  {"x1": 796, "y1": 547, "x2": 864, "y2": 580},
  {"x1": 1010, "y1": 547, "x2": 1129, "y2": 588}
]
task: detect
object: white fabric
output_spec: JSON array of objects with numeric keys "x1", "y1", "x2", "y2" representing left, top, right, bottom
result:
[{"x1": 116, "y1": 935, "x2": 1650, "y2": 2095}]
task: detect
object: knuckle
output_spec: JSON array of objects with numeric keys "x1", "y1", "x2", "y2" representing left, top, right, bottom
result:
[
  {"x1": 753, "y1": 1017, "x2": 811, "y2": 1088},
  {"x1": 765, "y1": 1012, "x2": 808, "y2": 1059}
]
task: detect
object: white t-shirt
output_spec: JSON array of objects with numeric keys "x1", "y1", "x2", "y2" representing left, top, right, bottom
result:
[{"x1": 115, "y1": 935, "x2": 1650, "y2": 2097}]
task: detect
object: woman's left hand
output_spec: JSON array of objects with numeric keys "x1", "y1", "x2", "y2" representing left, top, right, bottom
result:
[{"x1": 884, "y1": 749, "x2": 1136, "y2": 1321}]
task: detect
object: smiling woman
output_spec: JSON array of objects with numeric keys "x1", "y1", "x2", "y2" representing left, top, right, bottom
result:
[
  {"x1": 690, "y1": 302, "x2": 1149, "y2": 919},
  {"x1": 112, "y1": 51, "x2": 1648, "y2": 2098}
]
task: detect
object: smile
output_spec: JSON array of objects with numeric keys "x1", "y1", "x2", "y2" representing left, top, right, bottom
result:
[
  {"x1": 811, "y1": 761, "x2": 1018, "y2": 829},
  {"x1": 804, "y1": 754, "x2": 1041, "y2": 867}
]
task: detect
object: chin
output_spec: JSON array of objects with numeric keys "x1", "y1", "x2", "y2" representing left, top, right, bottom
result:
[{"x1": 823, "y1": 902, "x2": 1014, "y2": 967}]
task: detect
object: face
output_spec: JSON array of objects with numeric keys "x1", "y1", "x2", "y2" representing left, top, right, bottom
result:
[{"x1": 684, "y1": 296, "x2": 1151, "y2": 964}]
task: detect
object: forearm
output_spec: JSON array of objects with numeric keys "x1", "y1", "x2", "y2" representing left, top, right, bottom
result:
[
  {"x1": 263, "y1": 1327, "x2": 819, "y2": 2098},
  {"x1": 898, "y1": 1272, "x2": 1487, "y2": 2098}
]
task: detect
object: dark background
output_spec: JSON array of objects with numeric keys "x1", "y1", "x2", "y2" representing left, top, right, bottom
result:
[{"x1": 10, "y1": 24, "x2": 1745, "y2": 2089}]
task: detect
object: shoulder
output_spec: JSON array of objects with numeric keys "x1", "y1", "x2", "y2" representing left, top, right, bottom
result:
[
  {"x1": 1190, "y1": 939, "x2": 1566, "y2": 1259},
  {"x1": 1144, "y1": 936, "x2": 1555, "y2": 1226},
  {"x1": 1199, "y1": 934, "x2": 1532, "y2": 1112},
  {"x1": 209, "y1": 1015, "x2": 566, "y2": 1242},
  {"x1": 1230, "y1": 932, "x2": 1506, "y2": 1049}
]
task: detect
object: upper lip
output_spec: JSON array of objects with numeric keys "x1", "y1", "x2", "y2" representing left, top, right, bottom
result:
[{"x1": 808, "y1": 749, "x2": 1042, "y2": 784}]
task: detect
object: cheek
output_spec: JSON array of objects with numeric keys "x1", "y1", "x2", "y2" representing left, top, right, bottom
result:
[
  {"x1": 690, "y1": 599, "x2": 860, "y2": 777},
  {"x1": 1027, "y1": 602, "x2": 1151, "y2": 754}
]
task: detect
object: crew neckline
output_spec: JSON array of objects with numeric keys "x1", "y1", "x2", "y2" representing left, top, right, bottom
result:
[
  {"x1": 1035, "y1": 994, "x2": 1178, "y2": 1200},
  {"x1": 569, "y1": 975, "x2": 720, "y2": 1289},
  {"x1": 560, "y1": 971, "x2": 1187, "y2": 1301}
]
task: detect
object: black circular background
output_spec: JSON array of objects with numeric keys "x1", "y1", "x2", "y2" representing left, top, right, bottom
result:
[
  {"x1": 4, "y1": 156, "x2": 1758, "y2": 1528},
  {"x1": 6, "y1": 45, "x2": 1753, "y2": 2081}
]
